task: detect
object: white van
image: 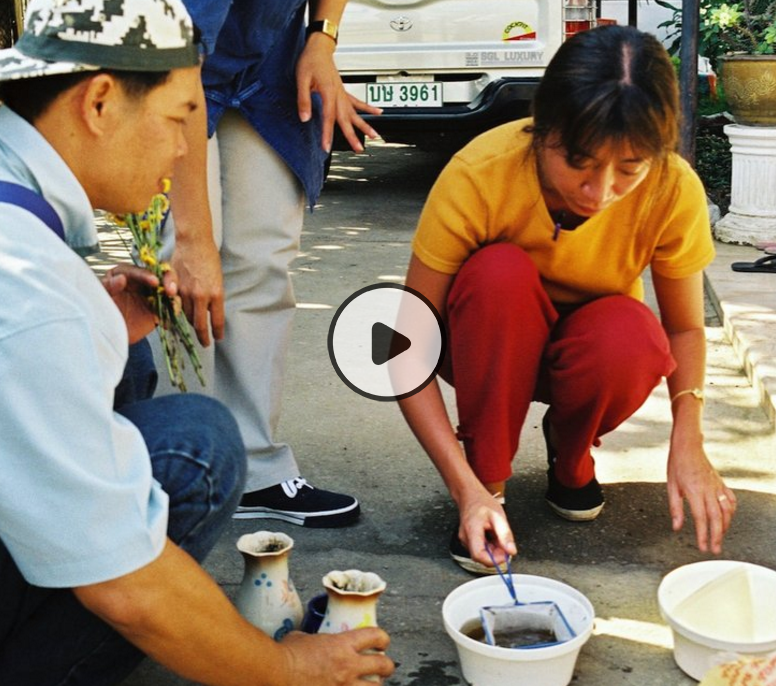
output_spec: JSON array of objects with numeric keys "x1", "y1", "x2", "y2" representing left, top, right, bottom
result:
[
  {"x1": 335, "y1": 0, "x2": 591, "y2": 150},
  {"x1": 334, "y1": 1, "x2": 675, "y2": 151}
]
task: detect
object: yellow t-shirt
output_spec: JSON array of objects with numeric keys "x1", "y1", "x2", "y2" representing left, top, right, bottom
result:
[{"x1": 412, "y1": 119, "x2": 714, "y2": 304}]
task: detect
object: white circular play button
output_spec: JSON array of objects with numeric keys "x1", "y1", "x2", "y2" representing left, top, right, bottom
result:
[{"x1": 327, "y1": 283, "x2": 445, "y2": 401}]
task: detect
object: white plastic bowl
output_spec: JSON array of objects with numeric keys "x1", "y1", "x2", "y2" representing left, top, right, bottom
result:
[
  {"x1": 658, "y1": 560, "x2": 776, "y2": 680},
  {"x1": 442, "y1": 574, "x2": 595, "y2": 686}
]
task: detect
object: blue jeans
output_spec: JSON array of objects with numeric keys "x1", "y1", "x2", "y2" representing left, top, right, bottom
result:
[{"x1": 0, "y1": 340, "x2": 246, "y2": 685}]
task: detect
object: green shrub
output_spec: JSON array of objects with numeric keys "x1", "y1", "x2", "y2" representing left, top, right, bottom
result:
[{"x1": 656, "y1": 0, "x2": 776, "y2": 70}]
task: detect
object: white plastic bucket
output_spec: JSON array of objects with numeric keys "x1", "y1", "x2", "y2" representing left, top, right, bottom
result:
[
  {"x1": 442, "y1": 574, "x2": 595, "y2": 686},
  {"x1": 658, "y1": 560, "x2": 776, "y2": 680}
]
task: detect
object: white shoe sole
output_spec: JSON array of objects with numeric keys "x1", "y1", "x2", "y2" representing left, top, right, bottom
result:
[
  {"x1": 546, "y1": 499, "x2": 605, "y2": 522},
  {"x1": 232, "y1": 503, "x2": 360, "y2": 527}
]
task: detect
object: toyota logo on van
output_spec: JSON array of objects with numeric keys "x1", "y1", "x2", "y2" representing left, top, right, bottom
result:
[{"x1": 390, "y1": 16, "x2": 413, "y2": 32}]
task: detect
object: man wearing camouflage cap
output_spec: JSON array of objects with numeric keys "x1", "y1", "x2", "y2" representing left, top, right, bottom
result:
[{"x1": 0, "y1": 1, "x2": 392, "y2": 684}]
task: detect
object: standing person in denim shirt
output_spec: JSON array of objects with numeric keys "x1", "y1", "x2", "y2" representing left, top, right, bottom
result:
[
  {"x1": 161, "y1": 0, "x2": 381, "y2": 526},
  {"x1": 0, "y1": 1, "x2": 392, "y2": 684}
]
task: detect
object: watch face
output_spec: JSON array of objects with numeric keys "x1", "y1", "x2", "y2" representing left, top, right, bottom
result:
[
  {"x1": 322, "y1": 19, "x2": 338, "y2": 40},
  {"x1": 309, "y1": 19, "x2": 338, "y2": 42}
]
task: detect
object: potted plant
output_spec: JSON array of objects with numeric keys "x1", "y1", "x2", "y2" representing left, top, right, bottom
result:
[{"x1": 657, "y1": 0, "x2": 776, "y2": 125}]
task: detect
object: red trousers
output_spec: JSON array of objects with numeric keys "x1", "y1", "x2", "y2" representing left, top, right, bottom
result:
[{"x1": 442, "y1": 244, "x2": 676, "y2": 487}]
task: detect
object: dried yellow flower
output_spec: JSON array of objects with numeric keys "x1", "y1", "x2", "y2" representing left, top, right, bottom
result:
[
  {"x1": 113, "y1": 185, "x2": 204, "y2": 392},
  {"x1": 139, "y1": 245, "x2": 157, "y2": 267}
]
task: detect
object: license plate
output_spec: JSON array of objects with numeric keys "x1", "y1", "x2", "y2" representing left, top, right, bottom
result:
[{"x1": 366, "y1": 81, "x2": 444, "y2": 107}]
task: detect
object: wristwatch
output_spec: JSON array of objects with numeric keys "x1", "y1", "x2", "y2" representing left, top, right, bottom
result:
[{"x1": 306, "y1": 19, "x2": 339, "y2": 44}]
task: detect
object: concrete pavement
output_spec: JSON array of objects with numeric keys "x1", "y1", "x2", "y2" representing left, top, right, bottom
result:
[{"x1": 115, "y1": 142, "x2": 776, "y2": 686}]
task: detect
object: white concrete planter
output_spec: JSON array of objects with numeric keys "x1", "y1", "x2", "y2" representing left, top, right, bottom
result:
[{"x1": 714, "y1": 124, "x2": 776, "y2": 245}]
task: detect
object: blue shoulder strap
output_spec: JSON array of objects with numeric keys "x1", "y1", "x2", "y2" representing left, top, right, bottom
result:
[{"x1": 0, "y1": 180, "x2": 65, "y2": 242}]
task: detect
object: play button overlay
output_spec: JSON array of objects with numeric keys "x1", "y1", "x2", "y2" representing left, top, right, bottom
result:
[
  {"x1": 328, "y1": 283, "x2": 445, "y2": 401},
  {"x1": 371, "y1": 322, "x2": 411, "y2": 365}
]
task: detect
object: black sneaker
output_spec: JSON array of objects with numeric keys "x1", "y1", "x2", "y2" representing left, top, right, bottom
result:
[
  {"x1": 233, "y1": 477, "x2": 360, "y2": 527},
  {"x1": 542, "y1": 411, "x2": 605, "y2": 522},
  {"x1": 448, "y1": 530, "x2": 501, "y2": 576},
  {"x1": 546, "y1": 470, "x2": 605, "y2": 521}
]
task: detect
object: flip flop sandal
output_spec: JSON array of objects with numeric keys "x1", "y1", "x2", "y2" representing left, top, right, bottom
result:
[
  {"x1": 731, "y1": 253, "x2": 776, "y2": 273},
  {"x1": 754, "y1": 241, "x2": 776, "y2": 251}
]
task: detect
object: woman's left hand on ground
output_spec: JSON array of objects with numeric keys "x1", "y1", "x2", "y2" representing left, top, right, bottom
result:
[{"x1": 666, "y1": 443, "x2": 737, "y2": 554}]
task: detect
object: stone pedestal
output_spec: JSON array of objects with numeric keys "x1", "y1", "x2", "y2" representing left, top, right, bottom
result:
[{"x1": 714, "y1": 124, "x2": 776, "y2": 245}]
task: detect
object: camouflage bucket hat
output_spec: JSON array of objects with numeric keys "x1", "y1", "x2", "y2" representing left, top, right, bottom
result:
[{"x1": 0, "y1": 0, "x2": 199, "y2": 82}]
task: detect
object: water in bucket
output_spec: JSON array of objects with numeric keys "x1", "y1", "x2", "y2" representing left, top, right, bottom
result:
[{"x1": 479, "y1": 545, "x2": 576, "y2": 650}]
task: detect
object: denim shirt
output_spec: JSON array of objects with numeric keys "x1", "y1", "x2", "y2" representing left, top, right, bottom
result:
[{"x1": 184, "y1": 0, "x2": 327, "y2": 208}]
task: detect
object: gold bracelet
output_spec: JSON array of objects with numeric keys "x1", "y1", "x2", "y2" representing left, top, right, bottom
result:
[{"x1": 670, "y1": 388, "x2": 704, "y2": 404}]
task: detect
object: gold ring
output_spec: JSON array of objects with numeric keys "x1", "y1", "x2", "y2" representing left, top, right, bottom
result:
[{"x1": 718, "y1": 494, "x2": 729, "y2": 503}]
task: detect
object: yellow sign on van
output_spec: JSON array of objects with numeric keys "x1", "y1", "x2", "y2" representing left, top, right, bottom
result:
[{"x1": 503, "y1": 21, "x2": 536, "y2": 41}]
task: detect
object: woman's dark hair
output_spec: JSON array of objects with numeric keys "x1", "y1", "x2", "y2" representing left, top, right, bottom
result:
[
  {"x1": 530, "y1": 25, "x2": 679, "y2": 163},
  {"x1": 0, "y1": 70, "x2": 171, "y2": 123}
]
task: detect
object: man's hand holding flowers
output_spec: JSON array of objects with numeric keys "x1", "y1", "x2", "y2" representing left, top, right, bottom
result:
[{"x1": 102, "y1": 263, "x2": 180, "y2": 344}]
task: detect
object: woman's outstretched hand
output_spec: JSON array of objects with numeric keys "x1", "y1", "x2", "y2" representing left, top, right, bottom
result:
[{"x1": 667, "y1": 440, "x2": 737, "y2": 554}]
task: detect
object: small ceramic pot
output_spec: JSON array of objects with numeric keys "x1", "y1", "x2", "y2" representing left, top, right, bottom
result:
[{"x1": 234, "y1": 531, "x2": 304, "y2": 640}]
